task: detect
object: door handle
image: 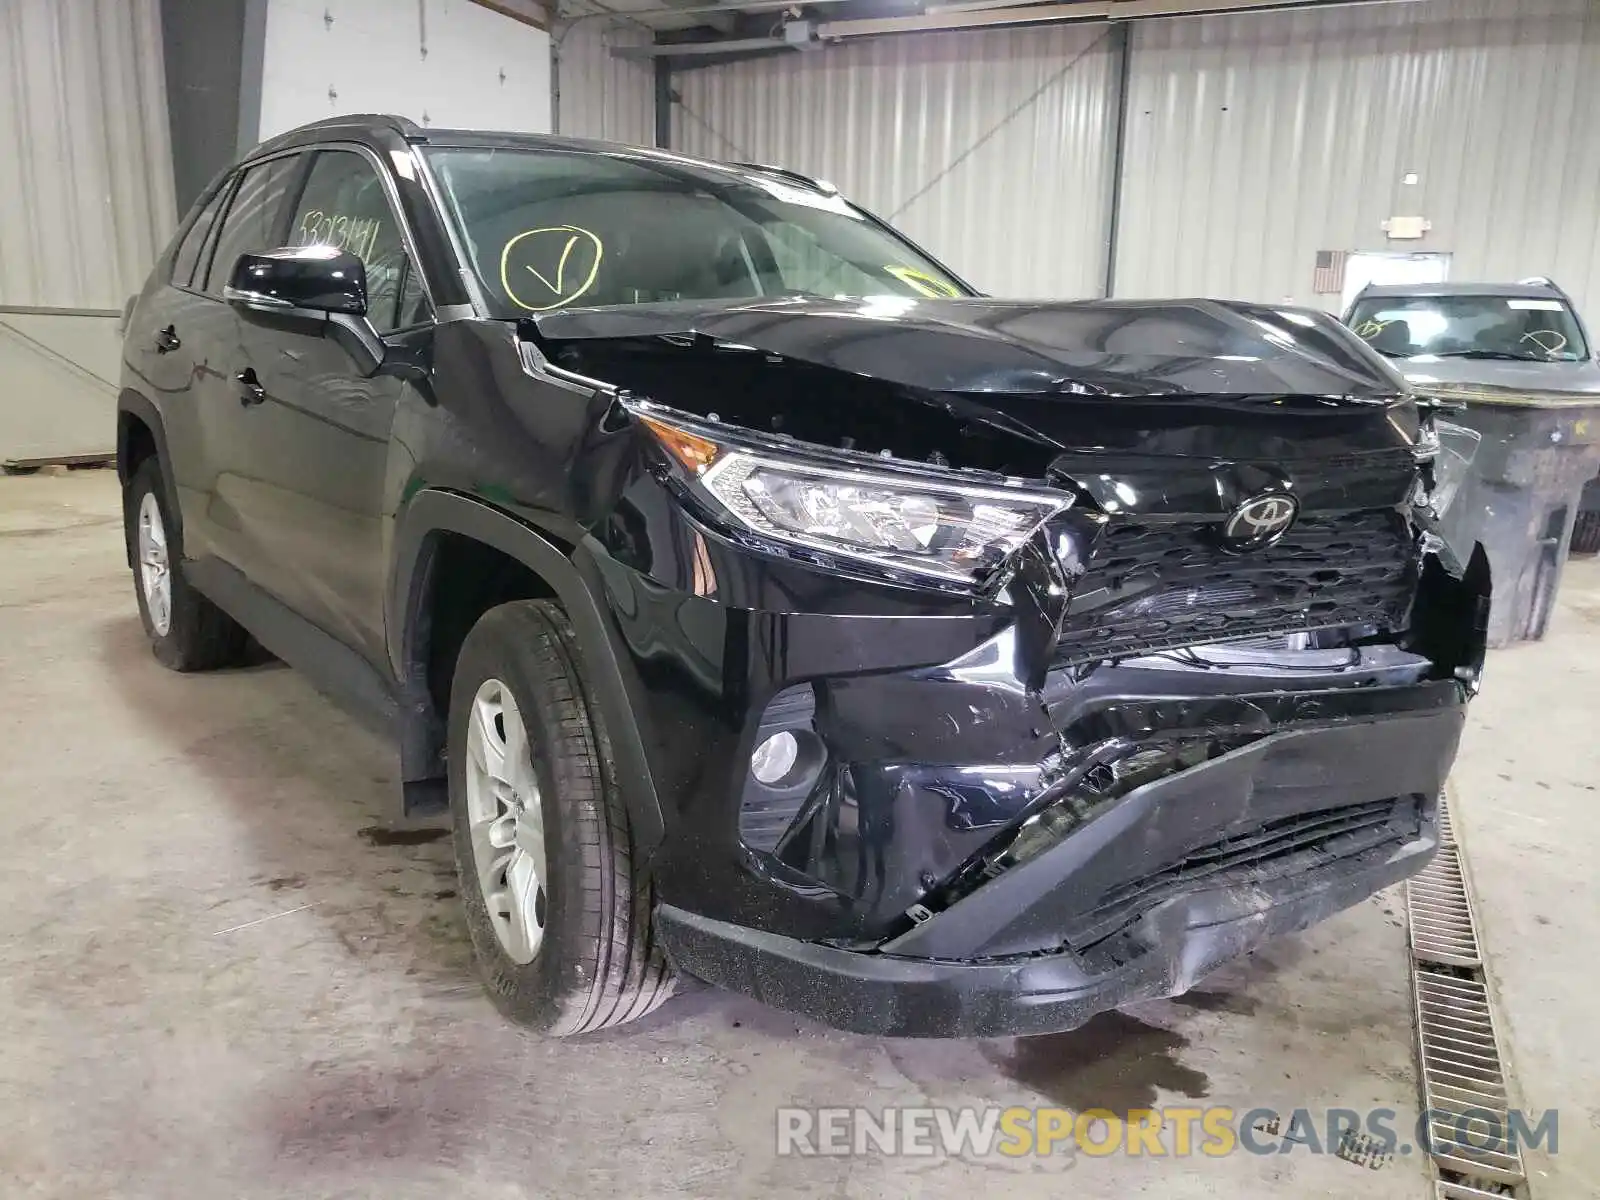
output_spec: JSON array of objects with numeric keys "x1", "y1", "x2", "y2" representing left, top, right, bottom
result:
[
  {"x1": 235, "y1": 368, "x2": 266, "y2": 407},
  {"x1": 154, "y1": 325, "x2": 181, "y2": 354}
]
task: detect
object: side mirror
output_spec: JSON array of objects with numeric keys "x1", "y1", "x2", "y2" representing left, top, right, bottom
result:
[
  {"x1": 224, "y1": 247, "x2": 385, "y2": 376},
  {"x1": 224, "y1": 246, "x2": 367, "y2": 317}
]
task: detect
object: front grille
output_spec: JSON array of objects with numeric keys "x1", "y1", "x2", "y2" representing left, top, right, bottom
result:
[
  {"x1": 1067, "y1": 794, "x2": 1421, "y2": 950},
  {"x1": 1058, "y1": 509, "x2": 1416, "y2": 663}
]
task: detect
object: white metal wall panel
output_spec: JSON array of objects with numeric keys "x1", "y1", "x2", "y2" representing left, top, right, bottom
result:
[
  {"x1": 0, "y1": 0, "x2": 173, "y2": 460},
  {"x1": 673, "y1": 26, "x2": 1120, "y2": 299},
  {"x1": 258, "y1": 0, "x2": 552, "y2": 140},
  {"x1": 0, "y1": 313, "x2": 123, "y2": 462},
  {"x1": 1116, "y1": 0, "x2": 1600, "y2": 312},
  {"x1": 0, "y1": 0, "x2": 175, "y2": 309},
  {"x1": 555, "y1": 20, "x2": 655, "y2": 145}
]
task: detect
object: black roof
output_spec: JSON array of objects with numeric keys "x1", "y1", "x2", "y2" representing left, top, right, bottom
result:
[
  {"x1": 247, "y1": 113, "x2": 837, "y2": 194},
  {"x1": 1356, "y1": 280, "x2": 1569, "y2": 301}
]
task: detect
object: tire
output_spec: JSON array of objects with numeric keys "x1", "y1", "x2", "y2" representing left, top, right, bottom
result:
[
  {"x1": 447, "y1": 599, "x2": 675, "y2": 1034},
  {"x1": 123, "y1": 458, "x2": 250, "y2": 671},
  {"x1": 1573, "y1": 510, "x2": 1600, "y2": 556}
]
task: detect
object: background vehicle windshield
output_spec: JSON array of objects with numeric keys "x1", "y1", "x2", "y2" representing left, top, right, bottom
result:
[
  {"x1": 425, "y1": 148, "x2": 969, "y2": 317},
  {"x1": 1348, "y1": 293, "x2": 1590, "y2": 361}
]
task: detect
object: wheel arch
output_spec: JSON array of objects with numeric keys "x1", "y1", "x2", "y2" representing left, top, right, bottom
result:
[
  {"x1": 389, "y1": 489, "x2": 665, "y2": 851},
  {"x1": 116, "y1": 389, "x2": 180, "y2": 564}
]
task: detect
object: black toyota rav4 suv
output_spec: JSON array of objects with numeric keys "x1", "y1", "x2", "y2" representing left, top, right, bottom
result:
[{"x1": 118, "y1": 115, "x2": 1490, "y2": 1038}]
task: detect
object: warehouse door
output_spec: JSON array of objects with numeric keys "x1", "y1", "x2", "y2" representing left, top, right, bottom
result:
[{"x1": 1340, "y1": 252, "x2": 1452, "y2": 314}]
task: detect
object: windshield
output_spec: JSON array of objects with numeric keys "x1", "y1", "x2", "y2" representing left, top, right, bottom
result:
[
  {"x1": 423, "y1": 148, "x2": 969, "y2": 317},
  {"x1": 1347, "y1": 294, "x2": 1590, "y2": 362}
]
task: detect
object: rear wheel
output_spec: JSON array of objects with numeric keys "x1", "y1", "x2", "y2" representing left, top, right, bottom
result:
[
  {"x1": 447, "y1": 600, "x2": 675, "y2": 1034},
  {"x1": 123, "y1": 458, "x2": 249, "y2": 671}
]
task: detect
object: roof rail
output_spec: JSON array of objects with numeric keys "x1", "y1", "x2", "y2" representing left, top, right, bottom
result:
[
  {"x1": 294, "y1": 113, "x2": 424, "y2": 138},
  {"x1": 1517, "y1": 275, "x2": 1572, "y2": 301},
  {"x1": 731, "y1": 161, "x2": 837, "y2": 195}
]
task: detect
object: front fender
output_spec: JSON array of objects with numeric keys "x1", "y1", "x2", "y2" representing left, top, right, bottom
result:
[{"x1": 388, "y1": 488, "x2": 667, "y2": 851}]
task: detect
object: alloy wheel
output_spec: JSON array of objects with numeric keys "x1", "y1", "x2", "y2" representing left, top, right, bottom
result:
[
  {"x1": 137, "y1": 491, "x2": 172, "y2": 637},
  {"x1": 464, "y1": 678, "x2": 548, "y2": 964}
]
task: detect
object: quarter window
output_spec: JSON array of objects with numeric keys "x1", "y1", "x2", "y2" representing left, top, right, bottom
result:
[
  {"x1": 170, "y1": 184, "x2": 229, "y2": 289},
  {"x1": 287, "y1": 150, "x2": 429, "y2": 333}
]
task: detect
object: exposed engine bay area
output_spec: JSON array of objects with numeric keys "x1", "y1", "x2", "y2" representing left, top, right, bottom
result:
[{"x1": 528, "y1": 296, "x2": 1491, "y2": 692}]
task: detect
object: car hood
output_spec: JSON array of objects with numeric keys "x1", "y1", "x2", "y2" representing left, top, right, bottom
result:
[
  {"x1": 1396, "y1": 355, "x2": 1600, "y2": 399},
  {"x1": 530, "y1": 295, "x2": 1407, "y2": 401}
]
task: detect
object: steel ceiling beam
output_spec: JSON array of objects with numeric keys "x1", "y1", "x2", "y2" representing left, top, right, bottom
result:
[
  {"x1": 605, "y1": 0, "x2": 1427, "y2": 55},
  {"x1": 819, "y1": 0, "x2": 1424, "y2": 40}
]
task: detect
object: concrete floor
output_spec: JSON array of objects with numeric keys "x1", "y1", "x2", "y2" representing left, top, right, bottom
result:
[
  {"x1": 0, "y1": 468, "x2": 1587, "y2": 1198},
  {"x1": 1450, "y1": 551, "x2": 1600, "y2": 1197}
]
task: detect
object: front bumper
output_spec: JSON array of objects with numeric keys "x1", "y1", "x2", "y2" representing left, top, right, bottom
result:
[
  {"x1": 658, "y1": 707, "x2": 1455, "y2": 1037},
  {"x1": 580, "y1": 482, "x2": 1484, "y2": 1037},
  {"x1": 659, "y1": 822, "x2": 1430, "y2": 1038}
]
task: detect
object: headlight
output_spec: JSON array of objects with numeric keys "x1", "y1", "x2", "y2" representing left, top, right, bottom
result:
[{"x1": 637, "y1": 409, "x2": 1071, "y2": 585}]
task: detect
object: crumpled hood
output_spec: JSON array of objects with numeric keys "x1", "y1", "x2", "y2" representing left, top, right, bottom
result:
[{"x1": 531, "y1": 295, "x2": 1408, "y2": 401}]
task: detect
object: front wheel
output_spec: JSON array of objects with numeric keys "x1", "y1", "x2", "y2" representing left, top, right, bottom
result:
[{"x1": 448, "y1": 600, "x2": 675, "y2": 1034}]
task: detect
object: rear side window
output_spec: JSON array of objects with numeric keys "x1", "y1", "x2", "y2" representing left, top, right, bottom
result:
[
  {"x1": 202, "y1": 156, "x2": 301, "y2": 295},
  {"x1": 170, "y1": 185, "x2": 229, "y2": 288}
]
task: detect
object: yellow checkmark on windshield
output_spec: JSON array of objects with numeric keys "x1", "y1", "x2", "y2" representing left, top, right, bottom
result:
[
  {"x1": 523, "y1": 234, "x2": 579, "y2": 293},
  {"x1": 500, "y1": 226, "x2": 604, "y2": 312}
]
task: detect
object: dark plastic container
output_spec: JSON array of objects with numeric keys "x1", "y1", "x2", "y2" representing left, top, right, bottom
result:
[
  {"x1": 1433, "y1": 390, "x2": 1600, "y2": 645},
  {"x1": 1576, "y1": 475, "x2": 1600, "y2": 555}
]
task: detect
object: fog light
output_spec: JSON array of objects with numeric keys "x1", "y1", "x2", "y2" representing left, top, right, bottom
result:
[{"x1": 751, "y1": 731, "x2": 799, "y2": 785}]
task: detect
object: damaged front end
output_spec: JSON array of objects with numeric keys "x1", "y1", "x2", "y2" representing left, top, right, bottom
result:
[{"x1": 528, "y1": 296, "x2": 1491, "y2": 1036}]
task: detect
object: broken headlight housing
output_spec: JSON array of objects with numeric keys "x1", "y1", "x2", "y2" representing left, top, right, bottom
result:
[
  {"x1": 637, "y1": 407, "x2": 1072, "y2": 585},
  {"x1": 702, "y1": 453, "x2": 1069, "y2": 583},
  {"x1": 1428, "y1": 417, "x2": 1482, "y2": 519},
  {"x1": 1413, "y1": 403, "x2": 1482, "y2": 523}
]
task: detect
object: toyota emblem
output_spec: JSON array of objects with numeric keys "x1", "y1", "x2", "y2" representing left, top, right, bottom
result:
[{"x1": 1221, "y1": 493, "x2": 1298, "y2": 551}]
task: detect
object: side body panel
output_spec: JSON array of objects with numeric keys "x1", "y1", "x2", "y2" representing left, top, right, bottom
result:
[{"x1": 226, "y1": 306, "x2": 413, "y2": 667}]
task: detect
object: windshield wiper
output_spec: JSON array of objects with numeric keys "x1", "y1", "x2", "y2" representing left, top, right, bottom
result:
[{"x1": 1429, "y1": 349, "x2": 1552, "y2": 362}]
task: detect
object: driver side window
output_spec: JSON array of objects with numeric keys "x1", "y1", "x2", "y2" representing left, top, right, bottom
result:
[{"x1": 287, "y1": 150, "x2": 431, "y2": 333}]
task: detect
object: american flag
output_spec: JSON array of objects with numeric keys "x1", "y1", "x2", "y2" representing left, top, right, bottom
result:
[{"x1": 1313, "y1": 250, "x2": 1348, "y2": 295}]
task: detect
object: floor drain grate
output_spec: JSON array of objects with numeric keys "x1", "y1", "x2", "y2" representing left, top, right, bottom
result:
[
  {"x1": 1437, "y1": 1184, "x2": 1520, "y2": 1200},
  {"x1": 1414, "y1": 969, "x2": 1523, "y2": 1183},
  {"x1": 1408, "y1": 847, "x2": 1483, "y2": 967},
  {"x1": 1436, "y1": 794, "x2": 1457, "y2": 848},
  {"x1": 1406, "y1": 791, "x2": 1527, "y2": 1194}
]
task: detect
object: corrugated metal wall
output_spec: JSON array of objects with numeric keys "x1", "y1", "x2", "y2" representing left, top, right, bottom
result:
[
  {"x1": 672, "y1": 26, "x2": 1120, "y2": 299},
  {"x1": 0, "y1": 0, "x2": 175, "y2": 309},
  {"x1": 258, "y1": 0, "x2": 552, "y2": 139},
  {"x1": 555, "y1": 18, "x2": 655, "y2": 145},
  {"x1": 654, "y1": 0, "x2": 1600, "y2": 315},
  {"x1": 1116, "y1": 0, "x2": 1600, "y2": 312},
  {"x1": 0, "y1": 0, "x2": 175, "y2": 462}
]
